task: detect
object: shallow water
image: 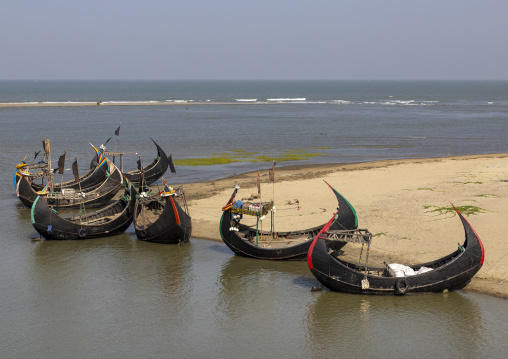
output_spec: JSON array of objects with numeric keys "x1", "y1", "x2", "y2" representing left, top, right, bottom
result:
[
  {"x1": 1, "y1": 225, "x2": 507, "y2": 358},
  {"x1": 2, "y1": 80, "x2": 508, "y2": 357}
]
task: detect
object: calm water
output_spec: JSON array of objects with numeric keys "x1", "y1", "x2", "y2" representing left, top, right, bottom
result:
[
  {"x1": 1, "y1": 80, "x2": 508, "y2": 182},
  {"x1": 1, "y1": 81, "x2": 508, "y2": 358}
]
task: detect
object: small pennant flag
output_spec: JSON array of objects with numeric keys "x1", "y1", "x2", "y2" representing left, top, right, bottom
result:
[
  {"x1": 114, "y1": 124, "x2": 121, "y2": 136},
  {"x1": 269, "y1": 161, "x2": 277, "y2": 182},
  {"x1": 57, "y1": 152, "x2": 66, "y2": 175},
  {"x1": 33, "y1": 150, "x2": 41, "y2": 162},
  {"x1": 43, "y1": 137, "x2": 50, "y2": 156},
  {"x1": 72, "y1": 158, "x2": 80, "y2": 182},
  {"x1": 168, "y1": 155, "x2": 176, "y2": 174}
]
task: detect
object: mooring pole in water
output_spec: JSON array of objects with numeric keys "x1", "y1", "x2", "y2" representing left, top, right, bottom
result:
[{"x1": 256, "y1": 216, "x2": 259, "y2": 247}]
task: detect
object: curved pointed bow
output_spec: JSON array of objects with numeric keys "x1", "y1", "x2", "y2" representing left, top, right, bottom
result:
[
  {"x1": 324, "y1": 180, "x2": 358, "y2": 230},
  {"x1": 308, "y1": 207, "x2": 485, "y2": 295},
  {"x1": 220, "y1": 183, "x2": 357, "y2": 260},
  {"x1": 124, "y1": 139, "x2": 169, "y2": 186}
]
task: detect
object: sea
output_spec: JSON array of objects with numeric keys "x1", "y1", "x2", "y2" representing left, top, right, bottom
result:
[{"x1": 1, "y1": 80, "x2": 507, "y2": 358}]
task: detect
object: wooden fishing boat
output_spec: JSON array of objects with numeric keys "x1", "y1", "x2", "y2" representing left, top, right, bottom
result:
[
  {"x1": 16, "y1": 157, "x2": 122, "y2": 209},
  {"x1": 31, "y1": 177, "x2": 137, "y2": 240},
  {"x1": 219, "y1": 181, "x2": 358, "y2": 260},
  {"x1": 134, "y1": 187, "x2": 192, "y2": 244},
  {"x1": 94, "y1": 138, "x2": 170, "y2": 187},
  {"x1": 14, "y1": 144, "x2": 109, "y2": 192},
  {"x1": 307, "y1": 206, "x2": 485, "y2": 295}
]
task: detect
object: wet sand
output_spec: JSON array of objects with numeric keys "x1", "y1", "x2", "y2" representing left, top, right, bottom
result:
[{"x1": 177, "y1": 154, "x2": 508, "y2": 298}]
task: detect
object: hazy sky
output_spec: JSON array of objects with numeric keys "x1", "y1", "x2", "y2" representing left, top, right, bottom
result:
[{"x1": 2, "y1": 0, "x2": 507, "y2": 80}]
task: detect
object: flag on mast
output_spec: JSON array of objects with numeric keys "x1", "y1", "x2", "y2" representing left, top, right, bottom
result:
[
  {"x1": 57, "y1": 152, "x2": 66, "y2": 175},
  {"x1": 269, "y1": 161, "x2": 277, "y2": 182},
  {"x1": 72, "y1": 158, "x2": 80, "y2": 182},
  {"x1": 168, "y1": 155, "x2": 176, "y2": 174},
  {"x1": 43, "y1": 137, "x2": 50, "y2": 156}
]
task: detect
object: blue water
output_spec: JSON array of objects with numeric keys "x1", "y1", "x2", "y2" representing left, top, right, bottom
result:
[{"x1": 1, "y1": 80, "x2": 507, "y2": 183}]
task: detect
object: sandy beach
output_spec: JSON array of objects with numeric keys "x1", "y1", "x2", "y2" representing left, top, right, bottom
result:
[{"x1": 176, "y1": 154, "x2": 508, "y2": 298}]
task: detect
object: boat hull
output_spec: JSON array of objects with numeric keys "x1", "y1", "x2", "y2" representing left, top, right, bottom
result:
[
  {"x1": 219, "y1": 184, "x2": 357, "y2": 260},
  {"x1": 31, "y1": 180, "x2": 137, "y2": 240},
  {"x1": 307, "y1": 209, "x2": 485, "y2": 295},
  {"x1": 134, "y1": 195, "x2": 192, "y2": 244},
  {"x1": 17, "y1": 160, "x2": 121, "y2": 209}
]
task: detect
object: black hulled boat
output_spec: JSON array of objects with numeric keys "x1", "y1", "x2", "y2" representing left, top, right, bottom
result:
[
  {"x1": 219, "y1": 181, "x2": 358, "y2": 260},
  {"x1": 96, "y1": 139, "x2": 170, "y2": 187},
  {"x1": 16, "y1": 157, "x2": 122, "y2": 209},
  {"x1": 307, "y1": 206, "x2": 485, "y2": 295},
  {"x1": 15, "y1": 144, "x2": 109, "y2": 193},
  {"x1": 31, "y1": 177, "x2": 137, "y2": 240},
  {"x1": 134, "y1": 187, "x2": 192, "y2": 244}
]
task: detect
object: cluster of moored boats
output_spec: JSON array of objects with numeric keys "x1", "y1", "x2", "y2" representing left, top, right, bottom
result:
[
  {"x1": 15, "y1": 137, "x2": 485, "y2": 296},
  {"x1": 15, "y1": 137, "x2": 191, "y2": 244}
]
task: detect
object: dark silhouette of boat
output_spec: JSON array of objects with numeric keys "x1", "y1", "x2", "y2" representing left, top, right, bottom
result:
[
  {"x1": 93, "y1": 138, "x2": 170, "y2": 187},
  {"x1": 219, "y1": 181, "x2": 358, "y2": 260},
  {"x1": 134, "y1": 188, "x2": 192, "y2": 244},
  {"x1": 307, "y1": 206, "x2": 485, "y2": 295},
  {"x1": 14, "y1": 144, "x2": 109, "y2": 200},
  {"x1": 31, "y1": 177, "x2": 137, "y2": 240},
  {"x1": 17, "y1": 157, "x2": 122, "y2": 209}
]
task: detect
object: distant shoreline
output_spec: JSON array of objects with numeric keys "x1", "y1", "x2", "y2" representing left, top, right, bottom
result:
[{"x1": 0, "y1": 101, "x2": 274, "y2": 108}]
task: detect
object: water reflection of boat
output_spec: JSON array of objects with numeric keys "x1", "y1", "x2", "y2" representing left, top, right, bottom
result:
[
  {"x1": 303, "y1": 290, "x2": 484, "y2": 356},
  {"x1": 308, "y1": 206, "x2": 485, "y2": 295},
  {"x1": 216, "y1": 255, "x2": 315, "y2": 324},
  {"x1": 219, "y1": 181, "x2": 357, "y2": 260}
]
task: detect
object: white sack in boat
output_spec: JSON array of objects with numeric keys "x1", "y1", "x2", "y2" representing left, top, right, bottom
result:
[
  {"x1": 388, "y1": 263, "x2": 433, "y2": 277},
  {"x1": 415, "y1": 266, "x2": 433, "y2": 274},
  {"x1": 387, "y1": 263, "x2": 415, "y2": 277}
]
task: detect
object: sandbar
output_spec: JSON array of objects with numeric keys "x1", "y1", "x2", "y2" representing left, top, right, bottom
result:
[{"x1": 177, "y1": 154, "x2": 508, "y2": 298}]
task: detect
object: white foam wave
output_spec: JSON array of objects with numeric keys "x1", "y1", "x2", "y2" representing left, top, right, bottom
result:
[
  {"x1": 104, "y1": 100, "x2": 160, "y2": 104},
  {"x1": 267, "y1": 98, "x2": 306, "y2": 102},
  {"x1": 235, "y1": 99, "x2": 258, "y2": 102},
  {"x1": 42, "y1": 101, "x2": 97, "y2": 104},
  {"x1": 332, "y1": 100, "x2": 352, "y2": 105},
  {"x1": 166, "y1": 100, "x2": 189, "y2": 103}
]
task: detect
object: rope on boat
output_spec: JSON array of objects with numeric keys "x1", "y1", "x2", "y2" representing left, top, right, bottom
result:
[{"x1": 119, "y1": 194, "x2": 131, "y2": 202}]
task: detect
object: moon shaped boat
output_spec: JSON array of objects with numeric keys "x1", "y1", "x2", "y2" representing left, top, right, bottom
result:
[
  {"x1": 14, "y1": 144, "x2": 109, "y2": 194},
  {"x1": 16, "y1": 157, "x2": 122, "y2": 209},
  {"x1": 94, "y1": 138, "x2": 170, "y2": 187},
  {"x1": 31, "y1": 177, "x2": 137, "y2": 240},
  {"x1": 219, "y1": 181, "x2": 358, "y2": 260},
  {"x1": 307, "y1": 206, "x2": 485, "y2": 295},
  {"x1": 134, "y1": 187, "x2": 192, "y2": 244}
]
